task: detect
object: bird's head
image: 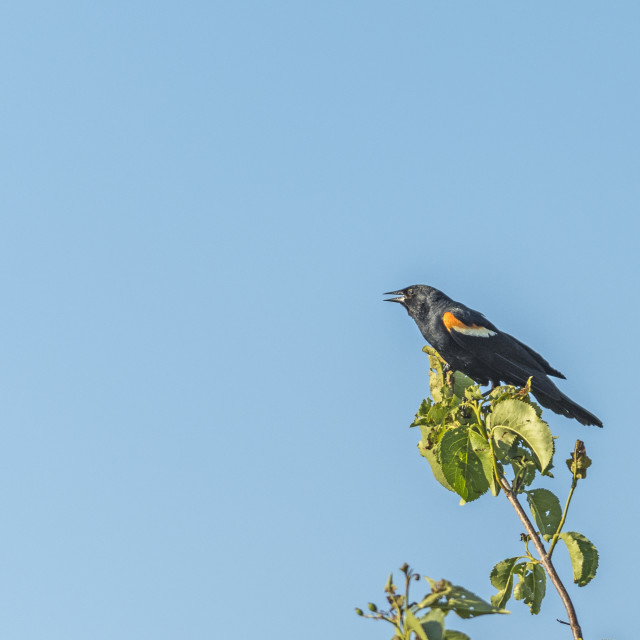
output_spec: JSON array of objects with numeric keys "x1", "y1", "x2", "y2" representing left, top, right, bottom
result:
[{"x1": 384, "y1": 284, "x2": 442, "y2": 317}]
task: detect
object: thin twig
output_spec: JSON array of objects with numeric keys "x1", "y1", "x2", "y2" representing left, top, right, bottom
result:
[
  {"x1": 548, "y1": 440, "x2": 581, "y2": 558},
  {"x1": 548, "y1": 481, "x2": 577, "y2": 558},
  {"x1": 498, "y1": 476, "x2": 583, "y2": 640}
]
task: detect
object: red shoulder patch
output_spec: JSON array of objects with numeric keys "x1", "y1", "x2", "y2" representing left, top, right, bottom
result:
[
  {"x1": 442, "y1": 312, "x2": 497, "y2": 338},
  {"x1": 442, "y1": 311, "x2": 468, "y2": 332}
]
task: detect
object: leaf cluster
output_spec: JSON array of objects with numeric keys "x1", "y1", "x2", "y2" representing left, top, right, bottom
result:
[
  {"x1": 356, "y1": 563, "x2": 506, "y2": 640},
  {"x1": 412, "y1": 346, "x2": 553, "y2": 503}
]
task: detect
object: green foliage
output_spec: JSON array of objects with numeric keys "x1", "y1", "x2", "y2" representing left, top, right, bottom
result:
[
  {"x1": 439, "y1": 427, "x2": 492, "y2": 502},
  {"x1": 558, "y1": 532, "x2": 599, "y2": 587},
  {"x1": 359, "y1": 346, "x2": 600, "y2": 638},
  {"x1": 410, "y1": 348, "x2": 599, "y2": 619},
  {"x1": 412, "y1": 347, "x2": 555, "y2": 504},
  {"x1": 512, "y1": 562, "x2": 546, "y2": 614},
  {"x1": 356, "y1": 564, "x2": 506, "y2": 640},
  {"x1": 418, "y1": 440, "x2": 456, "y2": 493},
  {"x1": 488, "y1": 399, "x2": 554, "y2": 474},
  {"x1": 525, "y1": 489, "x2": 562, "y2": 540},
  {"x1": 490, "y1": 557, "x2": 546, "y2": 614},
  {"x1": 489, "y1": 557, "x2": 521, "y2": 610},
  {"x1": 406, "y1": 609, "x2": 445, "y2": 640}
]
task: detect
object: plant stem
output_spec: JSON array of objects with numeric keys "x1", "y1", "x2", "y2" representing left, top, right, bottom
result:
[
  {"x1": 548, "y1": 441, "x2": 581, "y2": 558},
  {"x1": 548, "y1": 482, "x2": 576, "y2": 558},
  {"x1": 497, "y1": 476, "x2": 583, "y2": 640}
]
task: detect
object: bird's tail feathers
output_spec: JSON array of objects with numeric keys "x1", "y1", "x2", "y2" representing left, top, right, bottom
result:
[
  {"x1": 530, "y1": 378, "x2": 603, "y2": 428},
  {"x1": 492, "y1": 354, "x2": 602, "y2": 427}
]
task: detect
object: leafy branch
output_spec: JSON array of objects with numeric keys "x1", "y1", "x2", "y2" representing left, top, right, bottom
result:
[
  {"x1": 356, "y1": 563, "x2": 507, "y2": 640},
  {"x1": 409, "y1": 346, "x2": 598, "y2": 640},
  {"x1": 358, "y1": 346, "x2": 598, "y2": 638}
]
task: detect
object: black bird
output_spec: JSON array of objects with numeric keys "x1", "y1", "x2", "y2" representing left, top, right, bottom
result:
[{"x1": 385, "y1": 285, "x2": 602, "y2": 427}]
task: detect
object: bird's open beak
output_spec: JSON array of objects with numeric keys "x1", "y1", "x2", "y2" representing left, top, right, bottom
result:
[{"x1": 384, "y1": 290, "x2": 406, "y2": 304}]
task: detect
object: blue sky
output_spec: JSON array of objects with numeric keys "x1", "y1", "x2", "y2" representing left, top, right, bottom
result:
[{"x1": 0, "y1": 2, "x2": 637, "y2": 638}]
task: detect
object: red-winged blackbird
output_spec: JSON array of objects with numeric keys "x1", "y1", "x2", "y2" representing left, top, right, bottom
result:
[{"x1": 385, "y1": 285, "x2": 602, "y2": 428}]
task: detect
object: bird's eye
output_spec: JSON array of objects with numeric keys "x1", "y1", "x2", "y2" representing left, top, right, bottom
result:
[{"x1": 406, "y1": 288, "x2": 414, "y2": 296}]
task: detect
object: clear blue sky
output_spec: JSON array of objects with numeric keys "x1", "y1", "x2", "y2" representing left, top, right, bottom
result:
[{"x1": 0, "y1": 2, "x2": 636, "y2": 639}]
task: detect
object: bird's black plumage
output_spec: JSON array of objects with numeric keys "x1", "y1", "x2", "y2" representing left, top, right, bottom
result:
[{"x1": 385, "y1": 284, "x2": 602, "y2": 428}]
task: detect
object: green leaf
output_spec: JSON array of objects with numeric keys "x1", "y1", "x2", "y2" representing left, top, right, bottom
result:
[
  {"x1": 419, "y1": 440, "x2": 456, "y2": 493},
  {"x1": 491, "y1": 429, "x2": 518, "y2": 459},
  {"x1": 487, "y1": 384, "x2": 522, "y2": 407},
  {"x1": 512, "y1": 563, "x2": 530, "y2": 603},
  {"x1": 509, "y1": 451, "x2": 538, "y2": 491},
  {"x1": 411, "y1": 398, "x2": 434, "y2": 428},
  {"x1": 416, "y1": 579, "x2": 507, "y2": 619},
  {"x1": 405, "y1": 610, "x2": 431, "y2": 640},
  {"x1": 494, "y1": 439, "x2": 539, "y2": 491},
  {"x1": 490, "y1": 557, "x2": 521, "y2": 609},
  {"x1": 443, "y1": 632, "x2": 470, "y2": 640},
  {"x1": 558, "y1": 532, "x2": 599, "y2": 586},
  {"x1": 488, "y1": 399, "x2": 554, "y2": 473},
  {"x1": 444, "y1": 584, "x2": 508, "y2": 618},
  {"x1": 528, "y1": 564, "x2": 547, "y2": 614},
  {"x1": 428, "y1": 403, "x2": 455, "y2": 426},
  {"x1": 413, "y1": 609, "x2": 445, "y2": 640},
  {"x1": 527, "y1": 398, "x2": 543, "y2": 418},
  {"x1": 438, "y1": 427, "x2": 492, "y2": 502},
  {"x1": 526, "y1": 489, "x2": 562, "y2": 539},
  {"x1": 464, "y1": 385, "x2": 483, "y2": 402},
  {"x1": 473, "y1": 432, "x2": 495, "y2": 490},
  {"x1": 415, "y1": 579, "x2": 450, "y2": 611},
  {"x1": 512, "y1": 562, "x2": 546, "y2": 614},
  {"x1": 451, "y1": 371, "x2": 475, "y2": 399},
  {"x1": 488, "y1": 460, "x2": 502, "y2": 497}
]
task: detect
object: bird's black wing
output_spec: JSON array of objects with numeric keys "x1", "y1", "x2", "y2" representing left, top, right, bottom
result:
[
  {"x1": 440, "y1": 307, "x2": 557, "y2": 380},
  {"x1": 502, "y1": 333, "x2": 565, "y2": 379}
]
